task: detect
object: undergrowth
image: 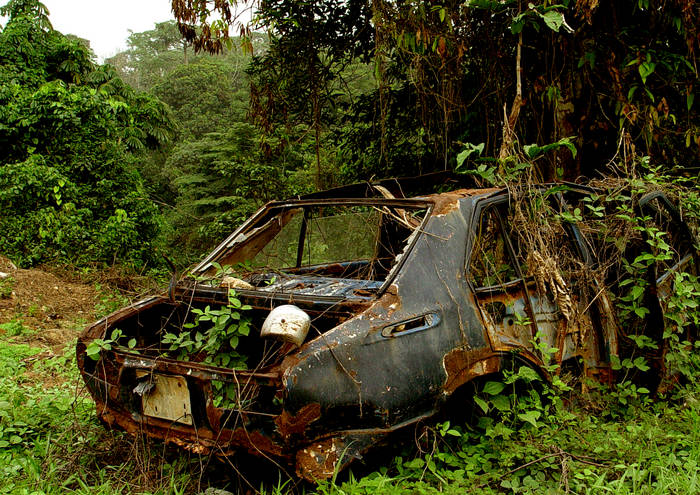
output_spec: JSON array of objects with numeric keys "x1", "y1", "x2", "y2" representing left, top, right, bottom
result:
[
  {"x1": 4, "y1": 321, "x2": 700, "y2": 495},
  {"x1": 0, "y1": 327, "x2": 206, "y2": 494},
  {"x1": 4, "y1": 324, "x2": 700, "y2": 495}
]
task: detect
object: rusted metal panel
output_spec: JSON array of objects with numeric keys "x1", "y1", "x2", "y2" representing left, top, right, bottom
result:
[
  {"x1": 138, "y1": 373, "x2": 193, "y2": 425},
  {"x1": 275, "y1": 403, "x2": 322, "y2": 439}
]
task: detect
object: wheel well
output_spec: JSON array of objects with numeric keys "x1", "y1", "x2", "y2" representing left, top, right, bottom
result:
[{"x1": 441, "y1": 352, "x2": 547, "y2": 423}]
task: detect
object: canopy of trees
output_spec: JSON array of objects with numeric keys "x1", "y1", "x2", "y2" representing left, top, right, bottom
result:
[
  {"x1": 0, "y1": 0, "x2": 173, "y2": 267},
  {"x1": 106, "y1": 22, "x2": 316, "y2": 255},
  {"x1": 2, "y1": 0, "x2": 696, "y2": 269},
  {"x1": 173, "y1": 0, "x2": 698, "y2": 181}
]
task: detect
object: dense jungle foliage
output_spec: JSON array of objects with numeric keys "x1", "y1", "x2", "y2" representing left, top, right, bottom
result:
[
  {"x1": 176, "y1": 0, "x2": 698, "y2": 181},
  {"x1": 1, "y1": 0, "x2": 698, "y2": 268},
  {"x1": 0, "y1": 0, "x2": 174, "y2": 268}
]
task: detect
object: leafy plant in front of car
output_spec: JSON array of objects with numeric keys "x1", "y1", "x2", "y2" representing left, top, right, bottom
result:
[
  {"x1": 163, "y1": 288, "x2": 252, "y2": 367},
  {"x1": 161, "y1": 288, "x2": 252, "y2": 408},
  {"x1": 85, "y1": 329, "x2": 135, "y2": 361}
]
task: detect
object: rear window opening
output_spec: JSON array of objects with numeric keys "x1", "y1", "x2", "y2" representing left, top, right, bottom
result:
[{"x1": 193, "y1": 203, "x2": 429, "y2": 293}]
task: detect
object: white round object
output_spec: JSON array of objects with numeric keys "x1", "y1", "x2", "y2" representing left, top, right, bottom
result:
[{"x1": 260, "y1": 305, "x2": 311, "y2": 347}]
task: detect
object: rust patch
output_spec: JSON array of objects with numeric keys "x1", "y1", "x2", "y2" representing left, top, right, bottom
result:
[
  {"x1": 377, "y1": 284, "x2": 402, "y2": 316},
  {"x1": 96, "y1": 396, "x2": 287, "y2": 459},
  {"x1": 275, "y1": 403, "x2": 322, "y2": 439},
  {"x1": 280, "y1": 352, "x2": 303, "y2": 373},
  {"x1": 424, "y1": 188, "x2": 501, "y2": 215},
  {"x1": 296, "y1": 437, "x2": 340, "y2": 481},
  {"x1": 229, "y1": 427, "x2": 285, "y2": 457},
  {"x1": 172, "y1": 436, "x2": 209, "y2": 454},
  {"x1": 443, "y1": 348, "x2": 502, "y2": 394}
]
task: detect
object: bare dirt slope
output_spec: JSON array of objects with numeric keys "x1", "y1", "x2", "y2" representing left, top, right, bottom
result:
[{"x1": 0, "y1": 255, "x2": 98, "y2": 352}]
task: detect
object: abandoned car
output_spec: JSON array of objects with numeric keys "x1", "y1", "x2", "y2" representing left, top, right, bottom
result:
[{"x1": 77, "y1": 175, "x2": 697, "y2": 480}]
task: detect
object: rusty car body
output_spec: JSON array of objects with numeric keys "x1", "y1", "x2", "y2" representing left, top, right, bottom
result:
[{"x1": 77, "y1": 175, "x2": 698, "y2": 480}]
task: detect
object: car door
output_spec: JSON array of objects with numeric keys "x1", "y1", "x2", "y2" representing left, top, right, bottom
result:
[{"x1": 468, "y1": 195, "x2": 610, "y2": 377}]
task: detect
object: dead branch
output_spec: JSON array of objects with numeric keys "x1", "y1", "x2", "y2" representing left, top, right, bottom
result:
[{"x1": 499, "y1": 30, "x2": 524, "y2": 159}]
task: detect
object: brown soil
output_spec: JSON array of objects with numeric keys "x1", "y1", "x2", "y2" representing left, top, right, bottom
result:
[{"x1": 0, "y1": 254, "x2": 98, "y2": 353}]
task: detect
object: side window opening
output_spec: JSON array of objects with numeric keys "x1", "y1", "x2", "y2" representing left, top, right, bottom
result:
[
  {"x1": 640, "y1": 195, "x2": 694, "y2": 277},
  {"x1": 470, "y1": 206, "x2": 519, "y2": 288}
]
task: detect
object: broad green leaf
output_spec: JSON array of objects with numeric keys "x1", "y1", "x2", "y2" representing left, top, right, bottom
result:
[
  {"x1": 634, "y1": 307, "x2": 650, "y2": 318},
  {"x1": 456, "y1": 142, "x2": 485, "y2": 168},
  {"x1": 630, "y1": 285, "x2": 645, "y2": 300},
  {"x1": 633, "y1": 356, "x2": 650, "y2": 372},
  {"x1": 541, "y1": 11, "x2": 564, "y2": 32},
  {"x1": 639, "y1": 61, "x2": 656, "y2": 84},
  {"x1": 524, "y1": 137, "x2": 577, "y2": 159},
  {"x1": 483, "y1": 381, "x2": 505, "y2": 395},
  {"x1": 518, "y1": 410, "x2": 541, "y2": 428},
  {"x1": 492, "y1": 394, "x2": 511, "y2": 412},
  {"x1": 404, "y1": 458, "x2": 425, "y2": 469},
  {"x1": 474, "y1": 396, "x2": 489, "y2": 413},
  {"x1": 516, "y1": 366, "x2": 540, "y2": 382}
]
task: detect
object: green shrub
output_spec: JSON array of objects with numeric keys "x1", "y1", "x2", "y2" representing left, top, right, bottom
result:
[
  {"x1": 0, "y1": 275, "x2": 14, "y2": 298},
  {"x1": 0, "y1": 0, "x2": 172, "y2": 269}
]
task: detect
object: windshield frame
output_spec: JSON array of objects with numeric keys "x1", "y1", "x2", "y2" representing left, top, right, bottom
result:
[{"x1": 189, "y1": 198, "x2": 434, "y2": 298}]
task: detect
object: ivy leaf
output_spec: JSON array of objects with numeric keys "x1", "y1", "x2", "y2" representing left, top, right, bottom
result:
[
  {"x1": 492, "y1": 394, "x2": 512, "y2": 412},
  {"x1": 639, "y1": 62, "x2": 656, "y2": 84},
  {"x1": 404, "y1": 458, "x2": 425, "y2": 469},
  {"x1": 518, "y1": 410, "x2": 541, "y2": 428},
  {"x1": 524, "y1": 137, "x2": 577, "y2": 159},
  {"x1": 516, "y1": 366, "x2": 540, "y2": 382},
  {"x1": 219, "y1": 353, "x2": 231, "y2": 367},
  {"x1": 630, "y1": 285, "x2": 645, "y2": 300},
  {"x1": 238, "y1": 323, "x2": 250, "y2": 336},
  {"x1": 456, "y1": 142, "x2": 485, "y2": 169},
  {"x1": 542, "y1": 11, "x2": 564, "y2": 31},
  {"x1": 634, "y1": 307, "x2": 650, "y2": 318},
  {"x1": 483, "y1": 381, "x2": 505, "y2": 395},
  {"x1": 633, "y1": 356, "x2": 650, "y2": 372},
  {"x1": 539, "y1": 11, "x2": 573, "y2": 33},
  {"x1": 474, "y1": 396, "x2": 490, "y2": 413}
]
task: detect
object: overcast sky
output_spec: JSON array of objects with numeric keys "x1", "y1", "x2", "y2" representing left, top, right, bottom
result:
[{"x1": 42, "y1": 0, "x2": 175, "y2": 61}]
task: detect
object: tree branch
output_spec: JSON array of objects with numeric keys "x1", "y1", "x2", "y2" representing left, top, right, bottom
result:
[{"x1": 499, "y1": 30, "x2": 524, "y2": 159}]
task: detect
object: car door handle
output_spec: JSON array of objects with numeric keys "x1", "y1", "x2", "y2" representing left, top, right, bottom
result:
[{"x1": 380, "y1": 313, "x2": 441, "y2": 338}]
